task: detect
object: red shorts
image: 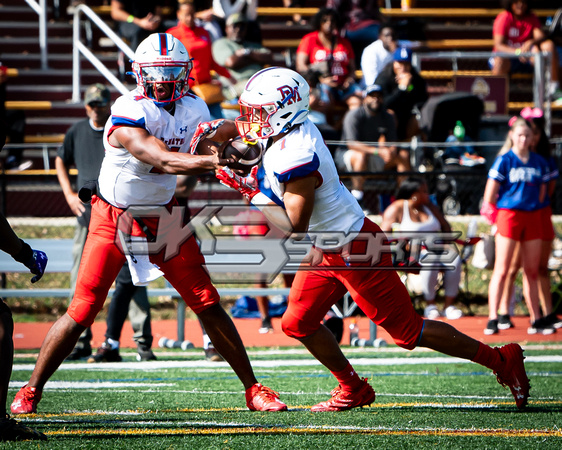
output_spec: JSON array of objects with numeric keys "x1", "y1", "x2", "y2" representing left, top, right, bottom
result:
[
  {"x1": 281, "y1": 218, "x2": 424, "y2": 350},
  {"x1": 496, "y1": 209, "x2": 542, "y2": 241},
  {"x1": 539, "y1": 206, "x2": 555, "y2": 241},
  {"x1": 67, "y1": 196, "x2": 220, "y2": 327}
]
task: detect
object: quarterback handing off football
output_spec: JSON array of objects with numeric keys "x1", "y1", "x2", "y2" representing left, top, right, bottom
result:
[{"x1": 220, "y1": 136, "x2": 263, "y2": 173}]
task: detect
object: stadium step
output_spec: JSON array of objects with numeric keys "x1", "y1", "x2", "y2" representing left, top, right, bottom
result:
[
  {"x1": 6, "y1": 68, "x2": 124, "y2": 87},
  {"x1": 1, "y1": 52, "x2": 122, "y2": 71},
  {"x1": 0, "y1": 36, "x2": 74, "y2": 54},
  {"x1": 0, "y1": 20, "x2": 74, "y2": 38}
]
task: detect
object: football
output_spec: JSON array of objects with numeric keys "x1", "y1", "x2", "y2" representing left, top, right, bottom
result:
[
  {"x1": 220, "y1": 136, "x2": 263, "y2": 173},
  {"x1": 195, "y1": 137, "x2": 220, "y2": 155}
]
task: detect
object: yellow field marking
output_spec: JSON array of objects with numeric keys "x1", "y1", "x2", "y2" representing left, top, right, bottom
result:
[
  {"x1": 18, "y1": 400, "x2": 562, "y2": 419},
  {"x1": 18, "y1": 399, "x2": 562, "y2": 420},
  {"x1": 45, "y1": 427, "x2": 562, "y2": 438}
]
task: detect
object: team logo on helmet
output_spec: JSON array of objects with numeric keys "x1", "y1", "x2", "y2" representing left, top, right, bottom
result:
[{"x1": 277, "y1": 85, "x2": 302, "y2": 106}]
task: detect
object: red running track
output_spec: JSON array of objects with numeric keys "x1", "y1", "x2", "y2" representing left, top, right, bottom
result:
[{"x1": 13, "y1": 315, "x2": 561, "y2": 350}]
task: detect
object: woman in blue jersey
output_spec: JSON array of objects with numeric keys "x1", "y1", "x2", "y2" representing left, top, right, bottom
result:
[
  {"x1": 480, "y1": 117, "x2": 553, "y2": 335},
  {"x1": 499, "y1": 109, "x2": 562, "y2": 332}
]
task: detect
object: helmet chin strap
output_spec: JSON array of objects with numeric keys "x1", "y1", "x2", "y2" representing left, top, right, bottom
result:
[{"x1": 280, "y1": 109, "x2": 308, "y2": 134}]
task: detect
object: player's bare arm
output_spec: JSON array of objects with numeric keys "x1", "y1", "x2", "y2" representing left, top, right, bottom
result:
[
  {"x1": 210, "y1": 119, "x2": 238, "y2": 143},
  {"x1": 110, "y1": 126, "x2": 229, "y2": 174},
  {"x1": 55, "y1": 156, "x2": 85, "y2": 217},
  {"x1": 347, "y1": 140, "x2": 378, "y2": 155},
  {"x1": 283, "y1": 176, "x2": 318, "y2": 239}
]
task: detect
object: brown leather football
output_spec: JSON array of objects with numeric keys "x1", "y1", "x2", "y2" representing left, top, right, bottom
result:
[{"x1": 220, "y1": 136, "x2": 263, "y2": 173}]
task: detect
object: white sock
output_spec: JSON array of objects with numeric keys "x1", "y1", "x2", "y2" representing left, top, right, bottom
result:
[
  {"x1": 202, "y1": 334, "x2": 211, "y2": 349},
  {"x1": 107, "y1": 338, "x2": 119, "y2": 350},
  {"x1": 351, "y1": 190, "x2": 364, "y2": 201},
  {"x1": 550, "y1": 82, "x2": 560, "y2": 94}
]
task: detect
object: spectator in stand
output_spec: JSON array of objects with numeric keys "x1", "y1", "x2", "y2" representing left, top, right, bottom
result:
[
  {"x1": 498, "y1": 108, "x2": 562, "y2": 332},
  {"x1": 55, "y1": 84, "x2": 156, "y2": 363},
  {"x1": 360, "y1": 24, "x2": 399, "y2": 88},
  {"x1": 375, "y1": 47, "x2": 428, "y2": 141},
  {"x1": 335, "y1": 84, "x2": 409, "y2": 213},
  {"x1": 0, "y1": 213, "x2": 47, "y2": 442},
  {"x1": 481, "y1": 116, "x2": 554, "y2": 336},
  {"x1": 212, "y1": 0, "x2": 261, "y2": 44},
  {"x1": 212, "y1": 13, "x2": 274, "y2": 108},
  {"x1": 303, "y1": 69, "x2": 342, "y2": 149},
  {"x1": 380, "y1": 177, "x2": 464, "y2": 320},
  {"x1": 282, "y1": 0, "x2": 307, "y2": 26},
  {"x1": 110, "y1": 0, "x2": 164, "y2": 52},
  {"x1": 491, "y1": 0, "x2": 561, "y2": 100},
  {"x1": 0, "y1": 62, "x2": 31, "y2": 171},
  {"x1": 326, "y1": 0, "x2": 384, "y2": 62},
  {"x1": 193, "y1": 0, "x2": 223, "y2": 41},
  {"x1": 167, "y1": 0, "x2": 235, "y2": 120},
  {"x1": 296, "y1": 7, "x2": 363, "y2": 111}
]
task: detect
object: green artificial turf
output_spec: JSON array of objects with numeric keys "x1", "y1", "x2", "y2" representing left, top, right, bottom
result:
[{"x1": 4, "y1": 345, "x2": 562, "y2": 449}]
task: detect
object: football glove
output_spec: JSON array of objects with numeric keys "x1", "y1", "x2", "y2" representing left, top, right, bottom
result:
[
  {"x1": 189, "y1": 119, "x2": 225, "y2": 154},
  {"x1": 216, "y1": 166, "x2": 260, "y2": 201},
  {"x1": 13, "y1": 240, "x2": 48, "y2": 283},
  {"x1": 480, "y1": 201, "x2": 498, "y2": 225}
]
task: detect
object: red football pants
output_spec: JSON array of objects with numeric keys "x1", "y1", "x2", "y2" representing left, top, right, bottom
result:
[
  {"x1": 67, "y1": 196, "x2": 219, "y2": 327},
  {"x1": 281, "y1": 218, "x2": 424, "y2": 350}
]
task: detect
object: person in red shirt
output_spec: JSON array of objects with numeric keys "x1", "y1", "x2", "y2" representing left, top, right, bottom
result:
[
  {"x1": 491, "y1": 0, "x2": 560, "y2": 99},
  {"x1": 296, "y1": 8, "x2": 362, "y2": 110},
  {"x1": 167, "y1": 0, "x2": 234, "y2": 118}
]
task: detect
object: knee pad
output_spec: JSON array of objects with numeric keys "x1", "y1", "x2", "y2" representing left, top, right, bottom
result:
[{"x1": 281, "y1": 313, "x2": 320, "y2": 340}]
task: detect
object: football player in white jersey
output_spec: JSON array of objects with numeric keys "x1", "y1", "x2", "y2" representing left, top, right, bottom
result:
[
  {"x1": 217, "y1": 67, "x2": 530, "y2": 411},
  {"x1": 11, "y1": 34, "x2": 287, "y2": 415}
]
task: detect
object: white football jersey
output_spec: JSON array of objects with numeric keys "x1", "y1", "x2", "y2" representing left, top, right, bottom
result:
[
  {"x1": 262, "y1": 119, "x2": 365, "y2": 249},
  {"x1": 99, "y1": 88, "x2": 210, "y2": 208}
]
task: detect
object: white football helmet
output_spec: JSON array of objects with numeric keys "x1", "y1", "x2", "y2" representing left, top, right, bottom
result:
[
  {"x1": 236, "y1": 67, "x2": 310, "y2": 139},
  {"x1": 131, "y1": 33, "x2": 193, "y2": 106}
]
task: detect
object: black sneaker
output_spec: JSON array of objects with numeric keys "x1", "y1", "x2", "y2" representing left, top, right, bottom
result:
[
  {"x1": 498, "y1": 314, "x2": 514, "y2": 330},
  {"x1": 0, "y1": 415, "x2": 47, "y2": 441},
  {"x1": 545, "y1": 313, "x2": 562, "y2": 329},
  {"x1": 484, "y1": 319, "x2": 499, "y2": 335},
  {"x1": 136, "y1": 344, "x2": 157, "y2": 361},
  {"x1": 258, "y1": 316, "x2": 273, "y2": 334},
  {"x1": 65, "y1": 343, "x2": 92, "y2": 361},
  {"x1": 204, "y1": 346, "x2": 224, "y2": 362},
  {"x1": 87, "y1": 341, "x2": 122, "y2": 363},
  {"x1": 527, "y1": 318, "x2": 556, "y2": 335}
]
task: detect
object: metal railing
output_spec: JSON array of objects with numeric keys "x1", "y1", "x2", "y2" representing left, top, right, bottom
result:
[
  {"x1": 71, "y1": 4, "x2": 134, "y2": 103},
  {"x1": 24, "y1": 0, "x2": 48, "y2": 70}
]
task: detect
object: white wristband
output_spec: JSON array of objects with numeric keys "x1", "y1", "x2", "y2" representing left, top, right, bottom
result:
[{"x1": 250, "y1": 192, "x2": 271, "y2": 209}]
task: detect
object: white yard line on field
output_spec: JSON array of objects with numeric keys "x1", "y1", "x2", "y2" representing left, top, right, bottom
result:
[{"x1": 11, "y1": 354, "x2": 562, "y2": 371}]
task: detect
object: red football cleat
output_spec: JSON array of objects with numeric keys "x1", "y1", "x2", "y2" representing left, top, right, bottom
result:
[
  {"x1": 245, "y1": 383, "x2": 287, "y2": 411},
  {"x1": 311, "y1": 378, "x2": 376, "y2": 412},
  {"x1": 494, "y1": 343, "x2": 530, "y2": 410},
  {"x1": 10, "y1": 385, "x2": 42, "y2": 415}
]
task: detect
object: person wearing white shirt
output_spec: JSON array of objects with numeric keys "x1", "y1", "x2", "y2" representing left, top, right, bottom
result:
[{"x1": 361, "y1": 25, "x2": 398, "y2": 87}]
